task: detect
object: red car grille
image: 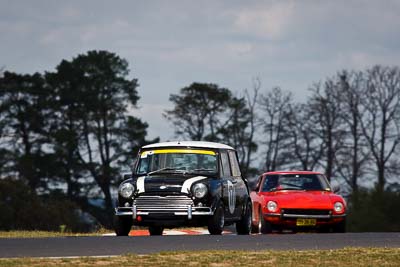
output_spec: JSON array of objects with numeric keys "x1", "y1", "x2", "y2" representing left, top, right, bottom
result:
[{"x1": 282, "y1": 209, "x2": 331, "y2": 216}]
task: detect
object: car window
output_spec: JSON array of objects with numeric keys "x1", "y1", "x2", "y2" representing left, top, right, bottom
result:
[
  {"x1": 220, "y1": 151, "x2": 231, "y2": 176},
  {"x1": 136, "y1": 149, "x2": 217, "y2": 175},
  {"x1": 262, "y1": 174, "x2": 324, "y2": 192},
  {"x1": 318, "y1": 174, "x2": 332, "y2": 190},
  {"x1": 228, "y1": 150, "x2": 241, "y2": 177},
  {"x1": 262, "y1": 175, "x2": 279, "y2": 191},
  {"x1": 255, "y1": 175, "x2": 263, "y2": 191}
]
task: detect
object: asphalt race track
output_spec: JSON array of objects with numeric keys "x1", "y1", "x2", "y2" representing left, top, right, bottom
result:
[{"x1": 1, "y1": 233, "x2": 399, "y2": 258}]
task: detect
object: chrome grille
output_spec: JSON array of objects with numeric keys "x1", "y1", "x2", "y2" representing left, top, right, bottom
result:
[
  {"x1": 133, "y1": 195, "x2": 194, "y2": 211},
  {"x1": 283, "y1": 209, "x2": 331, "y2": 215}
]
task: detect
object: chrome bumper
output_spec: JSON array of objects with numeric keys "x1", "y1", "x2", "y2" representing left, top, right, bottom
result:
[
  {"x1": 115, "y1": 205, "x2": 213, "y2": 220},
  {"x1": 265, "y1": 212, "x2": 346, "y2": 219}
]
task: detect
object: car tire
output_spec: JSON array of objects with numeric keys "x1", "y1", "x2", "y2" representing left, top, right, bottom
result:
[
  {"x1": 148, "y1": 226, "x2": 164, "y2": 236},
  {"x1": 332, "y1": 219, "x2": 346, "y2": 233},
  {"x1": 260, "y1": 208, "x2": 273, "y2": 234},
  {"x1": 114, "y1": 216, "x2": 132, "y2": 236},
  {"x1": 208, "y1": 203, "x2": 224, "y2": 235},
  {"x1": 236, "y1": 201, "x2": 252, "y2": 235}
]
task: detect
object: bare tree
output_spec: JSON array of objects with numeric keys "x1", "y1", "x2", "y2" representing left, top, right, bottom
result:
[
  {"x1": 258, "y1": 87, "x2": 293, "y2": 171},
  {"x1": 335, "y1": 71, "x2": 370, "y2": 195},
  {"x1": 359, "y1": 65, "x2": 400, "y2": 192},
  {"x1": 285, "y1": 103, "x2": 323, "y2": 171},
  {"x1": 308, "y1": 80, "x2": 346, "y2": 182},
  {"x1": 242, "y1": 78, "x2": 260, "y2": 176},
  {"x1": 220, "y1": 78, "x2": 260, "y2": 177}
]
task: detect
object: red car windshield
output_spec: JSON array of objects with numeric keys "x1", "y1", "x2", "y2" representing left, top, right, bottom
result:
[{"x1": 262, "y1": 174, "x2": 331, "y2": 192}]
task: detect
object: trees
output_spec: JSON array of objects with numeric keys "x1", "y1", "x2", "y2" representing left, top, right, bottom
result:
[
  {"x1": 0, "y1": 72, "x2": 53, "y2": 191},
  {"x1": 165, "y1": 83, "x2": 232, "y2": 141},
  {"x1": 285, "y1": 103, "x2": 323, "y2": 171},
  {"x1": 359, "y1": 66, "x2": 400, "y2": 192},
  {"x1": 334, "y1": 71, "x2": 369, "y2": 195},
  {"x1": 307, "y1": 80, "x2": 346, "y2": 182},
  {"x1": 165, "y1": 82, "x2": 258, "y2": 177},
  {"x1": 0, "y1": 51, "x2": 155, "y2": 228},
  {"x1": 258, "y1": 87, "x2": 293, "y2": 171},
  {"x1": 47, "y1": 51, "x2": 153, "y2": 225}
]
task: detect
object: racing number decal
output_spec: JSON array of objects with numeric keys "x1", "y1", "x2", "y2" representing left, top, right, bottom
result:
[{"x1": 227, "y1": 180, "x2": 236, "y2": 214}]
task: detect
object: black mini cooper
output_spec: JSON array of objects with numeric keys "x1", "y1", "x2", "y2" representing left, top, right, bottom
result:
[{"x1": 114, "y1": 141, "x2": 252, "y2": 236}]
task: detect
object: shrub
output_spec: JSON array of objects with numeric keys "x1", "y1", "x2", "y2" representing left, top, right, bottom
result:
[
  {"x1": 347, "y1": 188, "x2": 400, "y2": 232},
  {"x1": 0, "y1": 178, "x2": 91, "y2": 232}
]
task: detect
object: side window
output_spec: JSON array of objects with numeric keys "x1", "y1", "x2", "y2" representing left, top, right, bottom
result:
[
  {"x1": 255, "y1": 175, "x2": 263, "y2": 191},
  {"x1": 220, "y1": 151, "x2": 231, "y2": 176},
  {"x1": 228, "y1": 150, "x2": 241, "y2": 177},
  {"x1": 318, "y1": 174, "x2": 331, "y2": 190}
]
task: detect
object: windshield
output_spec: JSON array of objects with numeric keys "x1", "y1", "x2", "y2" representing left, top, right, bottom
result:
[
  {"x1": 262, "y1": 174, "x2": 330, "y2": 192},
  {"x1": 136, "y1": 149, "x2": 218, "y2": 175}
]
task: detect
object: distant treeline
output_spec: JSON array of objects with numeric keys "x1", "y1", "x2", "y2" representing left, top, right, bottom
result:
[{"x1": 1, "y1": 50, "x2": 399, "y2": 231}]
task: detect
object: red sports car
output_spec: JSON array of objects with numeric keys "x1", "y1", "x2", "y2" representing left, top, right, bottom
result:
[{"x1": 250, "y1": 171, "x2": 346, "y2": 233}]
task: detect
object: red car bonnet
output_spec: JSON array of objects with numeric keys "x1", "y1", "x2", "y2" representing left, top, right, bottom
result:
[{"x1": 259, "y1": 191, "x2": 339, "y2": 210}]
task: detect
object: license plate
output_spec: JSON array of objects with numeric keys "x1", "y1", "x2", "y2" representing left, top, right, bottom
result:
[{"x1": 296, "y1": 218, "x2": 316, "y2": 226}]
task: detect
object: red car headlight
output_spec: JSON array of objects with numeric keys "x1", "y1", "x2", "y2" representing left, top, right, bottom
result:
[
  {"x1": 267, "y1": 201, "x2": 278, "y2": 212},
  {"x1": 334, "y1": 202, "x2": 344, "y2": 213}
]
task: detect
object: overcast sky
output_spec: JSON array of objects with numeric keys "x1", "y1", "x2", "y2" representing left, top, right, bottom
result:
[{"x1": 1, "y1": 0, "x2": 400, "y2": 140}]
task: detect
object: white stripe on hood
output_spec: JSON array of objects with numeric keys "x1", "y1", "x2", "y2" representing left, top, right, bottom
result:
[
  {"x1": 136, "y1": 176, "x2": 146, "y2": 193},
  {"x1": 181, "y1": 176, "x2": 207, "y2": 194}
]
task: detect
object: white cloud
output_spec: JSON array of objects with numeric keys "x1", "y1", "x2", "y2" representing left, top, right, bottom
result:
[{"x1": 233, "y1": 1, "x2": 295, "y2": 40}]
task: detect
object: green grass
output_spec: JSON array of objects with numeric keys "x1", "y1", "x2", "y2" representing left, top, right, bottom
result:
[
  {"x1": 0, "y1": 229, "x2": 112, "y2": 238},
  {"x1": 0, "y1": 248, "x2": 399, "y2": 266}
]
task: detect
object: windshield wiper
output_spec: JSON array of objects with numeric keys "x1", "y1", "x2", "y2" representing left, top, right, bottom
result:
[
  {"x1": 270, "y1": 187, "x2": 303, "y2": 192},
  {"x1": 147, "y1": 167, "x2": 181, "y2": 175},
  {"x1": 192, "y1": 168, "x2": 217, "y2": 172}
]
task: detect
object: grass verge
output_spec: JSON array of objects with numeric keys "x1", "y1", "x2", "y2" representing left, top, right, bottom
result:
[
  {"x1": 0, "y1": 248, "x2": 399, "y2": 267},
  {"x1": 0, "y1": 229, "x2": 112, "y2": 238}
]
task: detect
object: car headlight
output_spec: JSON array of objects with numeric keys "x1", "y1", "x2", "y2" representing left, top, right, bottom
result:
[
  {"x1": 192, "y1": 183, "x2": 208, "y2": 199},
  {"x1": 334, "y1": 202, "x2": 344, "y2": 213},
  {"x1": 267, "y1": 201, "x2": 278, "y2": 212},
  {"x1": 119, "y1": 183, "x2": 135, "y2": 199}
]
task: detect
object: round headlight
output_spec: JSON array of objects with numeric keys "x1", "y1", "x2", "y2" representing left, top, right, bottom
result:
[
  {"x1": 334, "y1": 202, "x2": 344, "y2": 213},
  {"x1": 267, "y1": 201, "x2": 278, "y2": 212},
  {"x1": 192, "y1": 183, "x2": 208, "y2": 199},
  {"x1": 119, "y1": 183, "x2": 135, "y2": 199}
]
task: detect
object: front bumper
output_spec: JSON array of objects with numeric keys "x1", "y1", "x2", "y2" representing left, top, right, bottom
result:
[
  {"x1": 264, "y1": 211, "x2": 346, "y2": 226},
  {"x1": 115, "y1": 195, "x2": 213, "y2": 220}
]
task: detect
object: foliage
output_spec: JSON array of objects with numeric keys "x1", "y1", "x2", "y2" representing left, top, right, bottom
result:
[
  {"x1": 0, "y1": 72, "x2": 53, "y2": 190},
  {"x1": 46, "y1": 50, "x2": 154, "y2": 226},
  {"x1": 0, "y1": 50, "x2": 156, "y2": 228},
  {"x1": 164, "y1": 82, "x2": 258, "y2": 177},
  {"x1": 164, "y1": 82, "x2": 233, "y2": 141},
  {"x1": 0, "y1": 179, "x2": 89, "y2": 232},
  {"x1": 347, "y1": 188, "x2": 400, "y2": 232}
]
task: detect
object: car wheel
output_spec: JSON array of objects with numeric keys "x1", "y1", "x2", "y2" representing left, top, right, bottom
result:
[
  {"x1": 148, "y1": 226, "x2": 164, "y2": 236},
  {"x1": 332, "y1": 219, "x2": 346, "y2": 233},
  {"x1": 114, "y1": 216, "x2": 132, "y2": 236},
  {"x1": 236, "y1": 201, "x2": 252, "y2": 235},
  {"x1": 208, "y1": 203, "x2": 224, "y2": 235},
  {"x1": 260, "y1": 207, "x2": 273, "y2": 234}
]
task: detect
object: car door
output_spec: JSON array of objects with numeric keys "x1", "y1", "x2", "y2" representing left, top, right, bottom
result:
[
  {"x1": 220, "y1": 150, "x2": 238, "y2": 219},
  {"x1": 228, "y1": 150, "x2": 247, "y2": 218}
]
